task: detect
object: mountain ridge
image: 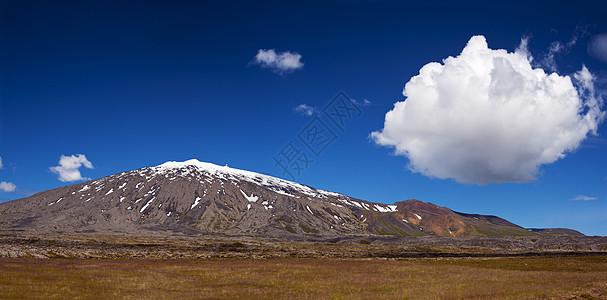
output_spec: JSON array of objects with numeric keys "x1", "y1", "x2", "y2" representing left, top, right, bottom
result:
[{"x1": 0, "y1": 159, "x2": 582, "y2": 238}]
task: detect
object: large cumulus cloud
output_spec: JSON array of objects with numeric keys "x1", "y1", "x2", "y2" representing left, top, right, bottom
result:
[{"x1": 372, "y1": 35, "x2": 604, "y2": 185}]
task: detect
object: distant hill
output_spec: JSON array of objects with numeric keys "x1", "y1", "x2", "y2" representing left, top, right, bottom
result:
[
  {"x1": 527, "y1": 228, "x2": 585, "y2": 236},
  {"x1": 0, "y1": 159, "x2": 583, "y2": 238}
]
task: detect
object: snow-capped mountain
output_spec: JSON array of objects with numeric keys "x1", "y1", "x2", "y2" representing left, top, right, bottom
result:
[{"x1": 0, "y1": 159, "x2": 572, "y2": 237}]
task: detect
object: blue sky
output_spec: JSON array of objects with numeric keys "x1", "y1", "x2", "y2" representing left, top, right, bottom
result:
[{"x1": 1, "y1": 0, "x2": 606, "y2": 235}]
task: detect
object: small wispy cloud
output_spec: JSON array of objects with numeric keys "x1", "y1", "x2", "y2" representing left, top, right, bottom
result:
[
  {"x1": 0, "y1": 156, "x2": 3, "y2": 169},
  {"x1": 352, "y1": 98, "x2": 372, "y2": 106},
  {"x1": 294, "y1": 104, "x2": 316, "y2": 116},
  {"x1": 541, "y1": 42, "x2": 562, "y2": 72},
  {"x1": 540, "y1": 25, "x2": 591, "y2": 72},
  {"x1": 515, "y1": 35, "x2": 533, "y2": 61},
  {"x1": 571, "y1": 195, "x2": 598, "y2": 201},
  {"x1": 568, "y1": 24, "x2": 591, "y2": 48},
  {"x1": 0, "y1": 182, "x2": 16, "y2": 192},
  {"x1": 50, "y1": 154, "x2": 94, "y2": 182},
  {"x1": 253, "y1": 49, "x2": 304, "y2": 74}
]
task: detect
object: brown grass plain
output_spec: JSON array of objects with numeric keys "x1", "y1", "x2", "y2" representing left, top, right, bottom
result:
[{"x1": 0, "y1": 255, "x2": 605, "y2": 299}]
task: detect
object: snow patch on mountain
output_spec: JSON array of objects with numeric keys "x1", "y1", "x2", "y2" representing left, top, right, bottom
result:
[
  {"x1": 48, "y1": 198, "x2": 63, "y2": 206},
  {"x1": 240, "y1": 189, "x2": 259, "y2": 202},
  {"x1": 374, "y1": 204, "x2": 398, "y2": 213},
  {"x1": 191, "y1": 197, "x2": 202, "y2": 210}
]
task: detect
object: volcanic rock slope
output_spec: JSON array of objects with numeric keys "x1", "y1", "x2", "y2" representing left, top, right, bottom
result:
[{"x1": 0, "y1": 159, "x2": 539, "y2": 238}]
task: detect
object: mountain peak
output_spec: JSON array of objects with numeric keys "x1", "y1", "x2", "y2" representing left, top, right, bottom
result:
[
  {"x1": 153, "y1": 159, "x2": 341, "y2": 199},
  {"x1": 157, "y1": 159, "x2": 227, "y2": 170},
  {"x1": 156, "y1": 159, "x2": 280, "y2": 183}
]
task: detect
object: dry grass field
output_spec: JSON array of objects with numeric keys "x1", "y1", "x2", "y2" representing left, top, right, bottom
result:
[{"x1": 0, "y1": 255, "x2": 605, "y2": 299}]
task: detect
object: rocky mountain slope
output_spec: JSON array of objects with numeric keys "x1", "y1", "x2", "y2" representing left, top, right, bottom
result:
[{"x1": 0, "y1": 159, "x2": 577, "y2": 238}]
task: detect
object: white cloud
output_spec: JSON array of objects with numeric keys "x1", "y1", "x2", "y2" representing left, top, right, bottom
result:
[
  {"x1": 254, "y1": 49, "x2": 304, "y2": 74},
  {"x1": 0, "y1": 182, "x2": 16, "y2": 192},
  {"x1": 351, "y1": 98, "x2": 372, "y2": 106},
  {"x1": 50, "y1": 154, "x2": 94, "y2": 182},
  {"x1": 515, "y1": 35, "x2": 532, "y2": 62},
  {"x1": 372, "y1": 35, "x2": 605, "y2": 185},
  {"x1": 567, "y1": 24, "x2": 590, "y2": 48},
  {"x1": 541, "y1": 41, "x2": 562, "y2": 72},
  {"x1": 294, "y1": 99, "x2": 368, "y2": 117},
  {"x1": 0, "y1": 156, "x2": 3, "y2": 169},
  {"x1": 294, "y1": 104, "x2": 315, "y2": 116},
  {"x1": 538, "y1": 26, "x2": 590, "y2": 72},
  {"x1": 588, "y1": 33, "x2": 607, "y2": 64},
  {"x1": 572, "y1": 195, "x2": 598, "y2": 201}
]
